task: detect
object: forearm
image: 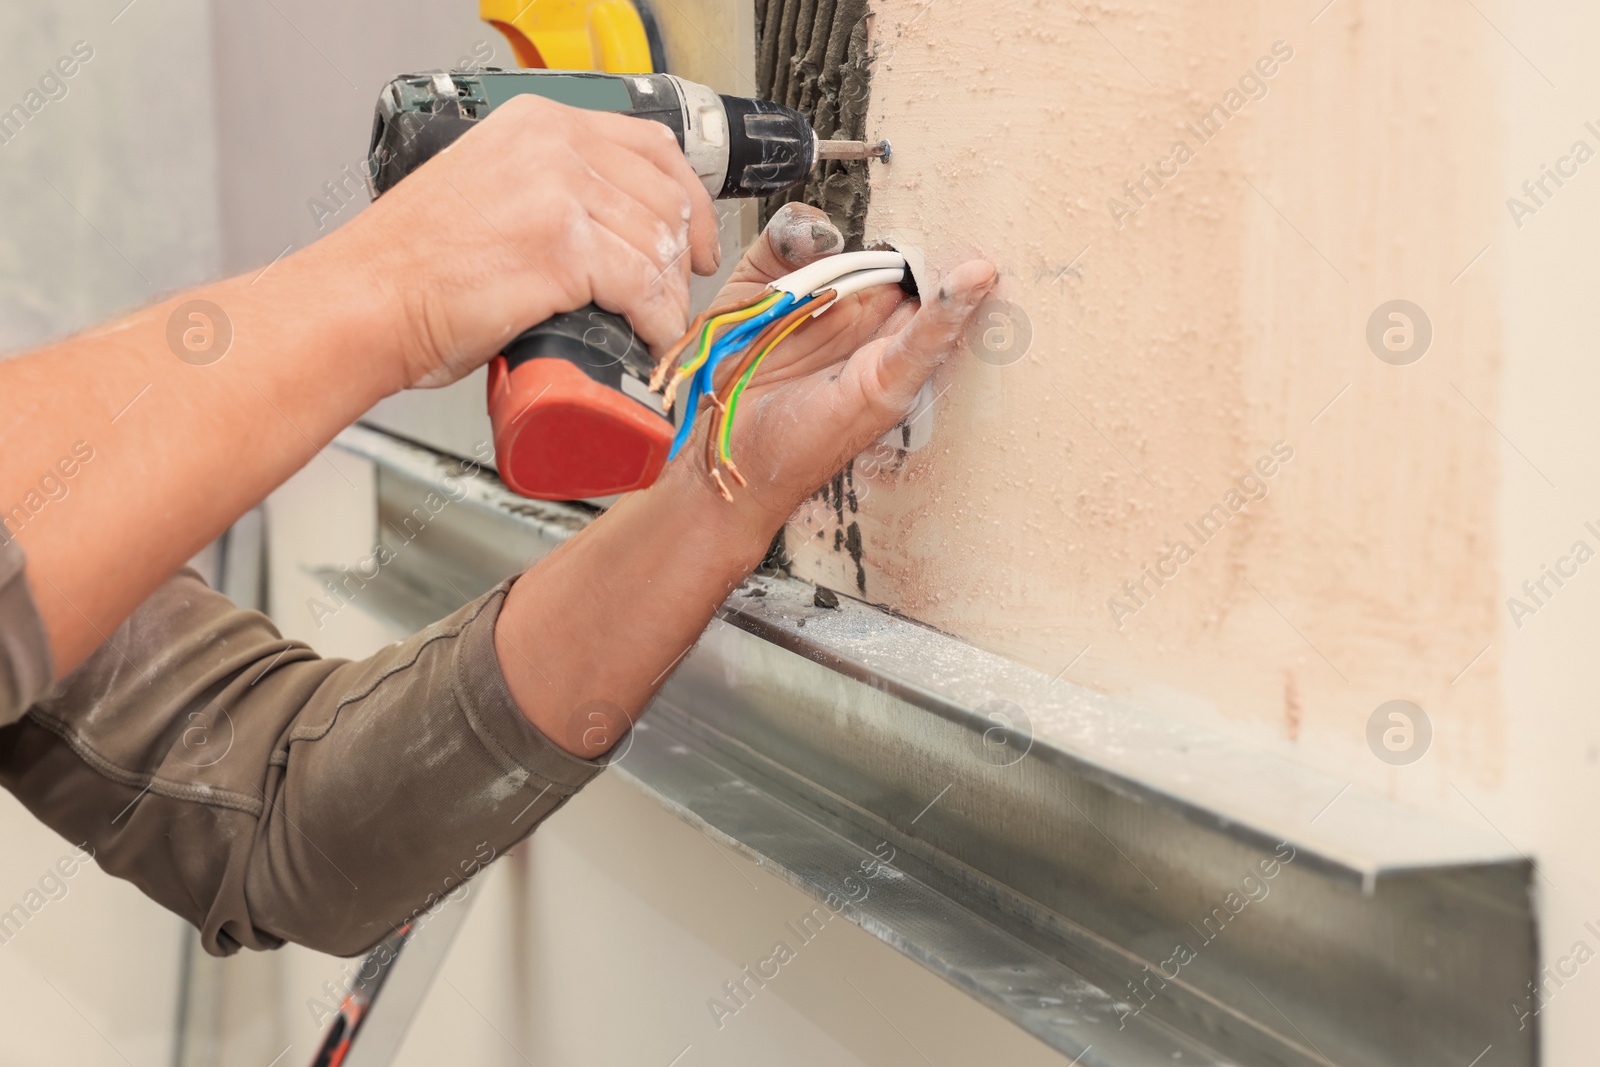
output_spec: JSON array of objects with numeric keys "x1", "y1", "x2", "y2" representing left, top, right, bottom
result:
[
  {"x1": 2, "y1": 233, "x2": 402, "y2": 675},
  {"x1": 495, "y1": 455, "x2": 782, "y2": 756}
]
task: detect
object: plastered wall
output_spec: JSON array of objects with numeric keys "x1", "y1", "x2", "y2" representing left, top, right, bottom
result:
[
  {"x1": 794, "y1": 1, "x2": 1507, "y2": 801},
  {"x1": 785, "y1": 0, "x2": 1600, "y2": 1058}
]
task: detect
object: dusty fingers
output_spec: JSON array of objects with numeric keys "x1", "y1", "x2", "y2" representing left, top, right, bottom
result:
[
  {"x1": 727, "y1": 203, "x2": 846, "y2": 287},
  {"x1": 864, "y1": 260, "x2": 997, "y2": 417}
]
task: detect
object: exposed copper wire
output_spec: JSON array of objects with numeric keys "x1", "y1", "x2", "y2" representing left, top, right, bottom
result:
[
  {"x1": 662, "y1": 292, "x2": 781, "y2": 411},
  {"x1": 709, "y1": 467, "x2": 735, "y2": 503},
  {"x1": 648, "y1": 294, "x2": 769, "y2": 393},
  {"x1": 703, "y1": 393, "x2": 727, "y2": 477}
]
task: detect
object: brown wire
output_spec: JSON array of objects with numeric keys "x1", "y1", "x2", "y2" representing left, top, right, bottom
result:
[
  {"x1": 701, "y1": 293, "x2": 832, "y2": 497},
  {"x1": 698, "y1": 313, "x2": 796, "y2": 484},
  {"x1": 648, "y1": 294, "x2": 767, "y2": 393},
  {"x1": 662, "y1": 301, "x2": 766, "y2": 410},
  {"x1": 714, "y1": 295, "x2": 829, "y2": 408}
]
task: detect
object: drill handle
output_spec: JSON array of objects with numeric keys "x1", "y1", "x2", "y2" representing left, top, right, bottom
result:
[{"x1": 486, "y1": 306, "x2": 675, "y2": 500}]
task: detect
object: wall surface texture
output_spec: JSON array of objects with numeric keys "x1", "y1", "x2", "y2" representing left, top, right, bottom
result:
[
  {"x1": 782, "y1": 0, "x2": 1600, "y2": 1058},
  {"x1": 794, "y1": 0, "x2": 1506, "y2": 796}
]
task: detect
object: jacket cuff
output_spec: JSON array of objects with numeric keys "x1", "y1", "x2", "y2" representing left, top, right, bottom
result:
[
  {"x1": 0, "y1": 535, "x2": 54, "y2": 727},
  {"x1": 448, "y1": 577, "x2": 607, "y2": 794}
]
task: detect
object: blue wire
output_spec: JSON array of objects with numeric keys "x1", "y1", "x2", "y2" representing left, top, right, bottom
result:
[
  {"x1": 667, "y1": 293, "x2": 799, "y2": 460},
  {"x1": 700, "y1": 295, "x2": 799, "y2": 387}
]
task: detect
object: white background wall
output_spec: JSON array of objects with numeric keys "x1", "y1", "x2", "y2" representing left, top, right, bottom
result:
[{"x1": 1498, "y1": 2, "x2": 1600, "y2": 1059}]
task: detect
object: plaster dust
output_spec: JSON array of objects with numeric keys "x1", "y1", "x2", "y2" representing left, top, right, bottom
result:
[{"x1": 784, "y1": 0, "x2": 1506, "y2": 797}]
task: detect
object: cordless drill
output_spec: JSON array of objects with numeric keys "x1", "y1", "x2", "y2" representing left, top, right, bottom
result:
[{"x1": 367, "y1": 70, "x2": 886, "y2": 500}]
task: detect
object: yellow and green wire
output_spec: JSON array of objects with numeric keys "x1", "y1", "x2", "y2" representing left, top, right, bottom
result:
[
  {"x1": 670, "y1": 290, "x2": 783, "y2": 386},
  {"x1": 667, "y1": 291, "x2": 794, "y2": 460},
  {"x1": 717, "y1": 309, "x2": 817, "y2": 464}
]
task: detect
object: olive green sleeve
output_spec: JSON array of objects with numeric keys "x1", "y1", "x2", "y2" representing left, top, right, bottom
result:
[{"x1": 0, "y1": 568, "x2": 602, "y2": 957}]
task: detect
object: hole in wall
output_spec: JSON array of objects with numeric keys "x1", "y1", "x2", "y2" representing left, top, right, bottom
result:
[{"x1": 869, "y1": 238, "x2": 924, "y2": 299}]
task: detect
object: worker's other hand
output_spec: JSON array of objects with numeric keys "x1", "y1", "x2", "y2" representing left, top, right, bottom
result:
[
  {"x1": 333, "y1": 94, "x2": 720, "y2": 391},
  {"x1": 671, "y1": 203, "x2": 996, "y2": 531}
]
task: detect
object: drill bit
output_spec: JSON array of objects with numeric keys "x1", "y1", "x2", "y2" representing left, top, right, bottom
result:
[{"x1": 815, "y1": 138, "x2": 892, "y2": 163}]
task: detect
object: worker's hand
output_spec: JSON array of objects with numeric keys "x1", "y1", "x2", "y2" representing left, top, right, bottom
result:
[
  {"x1": 666, "y1": 203, "x2": 996, "y2": 532},
  {"x1": 496, "y1": 205, "x2": 990, "y2": 755},
  {"x1": 329, "y1": 94, "x2": 721, "y2": 391}
]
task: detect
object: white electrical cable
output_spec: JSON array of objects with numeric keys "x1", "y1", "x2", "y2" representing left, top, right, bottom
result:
[
  {"x1": 769, "y1": 250, "x2": 905, "y2": 298},
  {"x1": 805, "y1": 266, "x2": 906, "y2": 314}
]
